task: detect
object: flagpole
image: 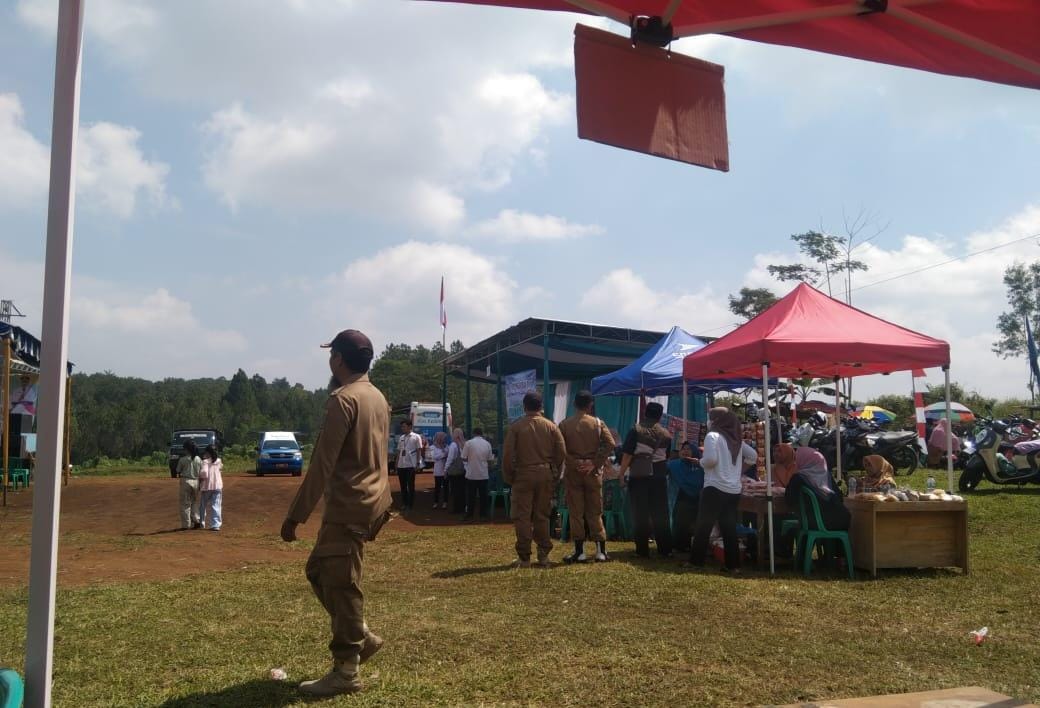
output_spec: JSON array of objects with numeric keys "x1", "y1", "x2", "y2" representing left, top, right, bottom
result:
[{"x1": 441, "y1": 277, "x2": 448, "y2": 435}]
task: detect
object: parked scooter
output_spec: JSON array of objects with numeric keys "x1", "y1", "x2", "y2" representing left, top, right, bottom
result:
[{"x1": 958, "y1": 417, "x2": 1040, "y2": 491}]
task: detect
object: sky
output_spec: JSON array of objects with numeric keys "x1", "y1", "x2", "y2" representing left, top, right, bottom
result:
[{"x1": 2, "y1": 0, "x2": 1039, "y2": 403}]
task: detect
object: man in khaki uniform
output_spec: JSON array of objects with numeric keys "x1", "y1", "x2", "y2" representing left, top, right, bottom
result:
[
  {"x1": 558, "y1": 390, "x2": 615, "y2": 563},
  {"x1": 281, "y1": 329, "x2": 392, "y2": 697},
  {"x1": 501, "y1": 391, "x2": 566, "y2": 568}
]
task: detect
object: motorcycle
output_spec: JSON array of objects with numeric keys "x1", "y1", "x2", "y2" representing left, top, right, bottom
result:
[
  {"x1": 958, "y1": 417, "x2": 1040, "y2": 491},
  {"x1": 800, "y1": 415, "x2": 919, "y2": 478}
]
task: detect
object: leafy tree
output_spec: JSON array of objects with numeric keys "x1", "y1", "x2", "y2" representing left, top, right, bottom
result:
[
  {"x1": 767, "y1": 230, "x2": 869, "y2": 300},
  {"x1": 993, "y1": 262, "x2": 1040, "y2": 397},
  {"x1": 727, "y1": 287, "x2": 778, "y2": 321}
]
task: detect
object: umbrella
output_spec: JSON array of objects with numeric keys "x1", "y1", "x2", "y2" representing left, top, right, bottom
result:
[
  {"x1": 857, "y1": 405, "x2": 897, "y2": 423},
  {"x1": 924, "y1": 402, "x2": 975, "y2": 422}
]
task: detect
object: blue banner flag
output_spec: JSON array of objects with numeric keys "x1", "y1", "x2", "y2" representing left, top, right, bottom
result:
[{"x1": 1026, "y1": 316, "x2": 1040, "y2": 386}]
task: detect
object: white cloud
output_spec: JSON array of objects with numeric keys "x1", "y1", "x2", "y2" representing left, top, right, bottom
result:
[
  {"x1": 0, "y1": 93, "x2": 50, "y2": 206},
  {"x1": 78, "y1": 122, "x2": 171, "y2": 218},
  {"x1": 315, "y1": 241, "x2": 518, "y2": 355},
  {"x1": 0, "y1": 93, "x2": 169, "y2": 218},
  {"x1": 579, "y1": 269, "x2": 735, "y2": 335},
  {"x1": 469, "y1": 209, "x2": 604, "y2": 242}
]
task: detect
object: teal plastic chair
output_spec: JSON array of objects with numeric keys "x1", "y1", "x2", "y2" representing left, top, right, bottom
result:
[
  {"x1": 487, "y1": 471, "x2": 511, "y2": 519},
  {"x1": 0, "y1": 668, "x2": 24, "y2": 708},
  {"x1": 795, "y1": 486, "x2": 854, "y2": 579},
  {"x1": 5, "y1": 459, "x2": 29, "y2": 490},
  {"x1": 555, "y1": 485, "x2": 570, "y2": 541},
  {"x1": 601, "y1": 479, "x2": 628, "y2": 540}
]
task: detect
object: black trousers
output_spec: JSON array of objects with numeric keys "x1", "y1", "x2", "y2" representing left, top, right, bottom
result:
[
  {"x1": 397, "y1": 467, "x2": 416, "y2": 509},
  {"x1": 448, "y1": 475, "x2": 466, "y2": 513},
  {"x1": 628, "y1": 475, "x2": 673, "y2": 557},
  {"x1": 671, "y1": 490, "x2": 700, "y2": 553},
  {"x1": 464, "y1": 479, "x2": 489, "y2": 519},
  {"x1": 433, "y1": 476, "x2": 449, "y2": 504},
  {"x1": 689, "y1": 486, "x2": 741, "y2": 570}
]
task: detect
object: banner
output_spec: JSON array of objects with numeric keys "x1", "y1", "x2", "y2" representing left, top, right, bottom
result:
[
  {"x1": 11, "y1": 383, "x2": 37, "y2": 416},
  {"x1": 504, "y1": 370, "x2": 537, "y2": 422},
  {"x1": 663, "y1": 415, "x2": 703, "y2": 446}
]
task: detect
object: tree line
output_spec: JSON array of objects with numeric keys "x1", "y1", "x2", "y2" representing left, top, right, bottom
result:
[{"x1": 69, "y1": 340, "x2": 500, "y2": 465}]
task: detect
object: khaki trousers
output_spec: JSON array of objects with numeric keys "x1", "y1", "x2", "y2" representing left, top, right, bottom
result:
[
  {"x1": 178, "y1": 478, "x2": 200, "y2": 529},
  {"x1": 564, "y1": 469, "x2": 606, "y2": 542},
  {"x1": 510, "y1": 467, "x2": 555, "y2": 560},
  {"x1": 306, "y1": 525, "x2": 366, "y2": 661}
]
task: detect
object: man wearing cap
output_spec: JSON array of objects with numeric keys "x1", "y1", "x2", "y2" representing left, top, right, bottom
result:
[
  {"x1": 501, "y1": 391, "x2": 566, "y2": 568},
  {"x1": 558, "y1": 390, "x2": 615, "y2": 563},
  {"x1": 281, "y1": 329, "x2": 392, "y2": 697}
]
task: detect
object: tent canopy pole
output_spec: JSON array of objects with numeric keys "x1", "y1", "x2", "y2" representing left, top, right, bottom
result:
[{"x1": 762, "y1": 363, "x2": 775, "y2": 576}]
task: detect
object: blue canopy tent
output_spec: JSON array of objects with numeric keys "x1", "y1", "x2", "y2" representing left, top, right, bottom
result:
[{"x1": 591, "y1": 326, "x2": 762, "y2": 439}]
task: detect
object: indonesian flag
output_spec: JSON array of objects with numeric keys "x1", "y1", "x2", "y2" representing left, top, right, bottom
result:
[
  {"x1": 439, "y1": 276, "x2": 447, "y2": 329},
  {"x1": 912, "y1": 369, "x2": 928, "y2": 454}
]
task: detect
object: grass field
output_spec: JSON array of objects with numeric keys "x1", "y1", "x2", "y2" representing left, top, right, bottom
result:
[{"x1": 1, "y1": 468, "x2": 1038, "y2": 707}]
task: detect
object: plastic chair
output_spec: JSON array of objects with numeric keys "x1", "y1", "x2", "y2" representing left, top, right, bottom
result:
[
  {"x1": 487, "y1": 471, "x2": 511, "y2": 519},
  {"x1": 555, "y1": 485, "x2": 570, "y2": 541},
  {"x1": 5, "y1": 459, "x2": 29, "y2": 490},
  {"x1": 601, "y1": 479, "x2": 628, "y2": 540},
  {"x1": 0, "y1": 668, "x2": 24, "y2": 708},
  {"x1": 795, "y1": 486, "x2": 854, "y2": 579}
]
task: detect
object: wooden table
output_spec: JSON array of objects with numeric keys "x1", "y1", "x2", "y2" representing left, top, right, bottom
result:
[
  {"x1": 844, "y1": 497, "x2": 969, "y2": 577},
  {"x1": 738, "y1": 493, "x2": 791, "y2": 566}
]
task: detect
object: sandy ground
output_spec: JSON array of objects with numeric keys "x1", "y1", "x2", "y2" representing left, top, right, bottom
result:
[{"x1": 0, "y1": 472, "x2": 508, "y2": 587}]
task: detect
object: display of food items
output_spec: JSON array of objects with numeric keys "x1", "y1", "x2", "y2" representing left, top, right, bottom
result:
[{"x1": 852, "y1": 488, "x2": 963, "y2": 502}]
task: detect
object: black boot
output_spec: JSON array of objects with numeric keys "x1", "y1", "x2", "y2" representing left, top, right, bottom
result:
[{"x1": 564, "y1": 540, "x2": 586, "y2": 563}]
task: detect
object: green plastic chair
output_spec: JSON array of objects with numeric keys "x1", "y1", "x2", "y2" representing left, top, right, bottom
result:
[
  {"x1": 5, "y1": 459, "x2": 29, "y2": 491},
  {"x1": 555, "y1": 485, "x2": 570, "y2": 541},
  {"x1": 0, "y1": 668, "x2": 24, "y2": 708},
  {"x1": 601, "y1": 479, "x2": 628, "y2": 540},
  {"x1": 795, "y1": 486, "x2": 854, "y2": 579},
  {"x1": 487, "y1": 470, "x2": 511, "y2": 520}
]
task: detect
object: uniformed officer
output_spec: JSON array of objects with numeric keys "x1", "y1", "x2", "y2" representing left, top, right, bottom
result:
[
  {"x1": 501, "y1": 391, "x2": 566, "y2": 568},
  {"x1": 280, "y1": 329, "x2": 392, "y2": 697},
  {"x1": 558, "y1": 390, "x2": 615, "y2": 563}
]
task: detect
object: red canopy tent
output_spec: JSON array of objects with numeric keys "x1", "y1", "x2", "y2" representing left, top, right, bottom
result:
[
  {"x1": 681, "y1": 282, "x2": 950, "y2": 380},
  {"x1": 426, "y1": 1, "x2": 1040, "y2": 91},
  {"x1": 682, "y1": 283, "x2": 954, "y2": 573}
]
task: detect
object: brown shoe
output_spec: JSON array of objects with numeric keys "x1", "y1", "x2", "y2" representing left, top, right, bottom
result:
[
  {"x1": 299, "y1": 657, "x2": 362, "y2": 697},
  {"x1": 536, "y1": 553, "x2": 551, "y2": 568},
  {"x1": 359, "y1": 630, "x2": 384, "y2": 664},
  {"x1": 511, "y1": 558, "x2": 531, "y2": 569}
]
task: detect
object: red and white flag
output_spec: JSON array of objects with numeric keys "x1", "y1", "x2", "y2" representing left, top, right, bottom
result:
[
  {"x1": 912, "y1": 369, "x2": 928, "y2": 454},
  {"x1": 439, "y1": 276, "x2": 447, "y2": 330}
]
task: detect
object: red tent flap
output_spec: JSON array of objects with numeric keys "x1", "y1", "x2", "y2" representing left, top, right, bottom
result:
[
  {"x1": 574, "y1": 24, "x2": 729, "y2": 170},
  {"x1": 682, "y1": 283, "x2": 950, "y2": 380}
]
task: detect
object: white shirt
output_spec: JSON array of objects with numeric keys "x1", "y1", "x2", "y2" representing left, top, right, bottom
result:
[
  {"x1": 397, "y1": 431, "x2": 423, "y2": 469},
  {"x1": 431, "y1": 445, "x2": 448, "y2": 477},
  {"x1": 701, "y1": 432, "x2": 758, "y2": 495},
  {"x1": 461, "y1": 436, "x2": 494, "y2": 481}
]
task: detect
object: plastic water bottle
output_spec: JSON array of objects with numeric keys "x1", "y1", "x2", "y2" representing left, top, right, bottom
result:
[
  {"x1": 926, "y1": 474, "x2": 936, "y2": 494},
  {"x1": 847, "y1": 476, "x2": 858, "y2": 496}
]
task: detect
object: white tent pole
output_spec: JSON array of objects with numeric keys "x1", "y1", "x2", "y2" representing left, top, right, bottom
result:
[
  {"x1": 25, "y1": 2, "x2": 84, "y2": 706},
  {"x1": 834, "y1": 376, "x2": 843, "y2": 485},
  {"x1": 682, "y1": 379, "x2": 688, "y2": 444},
  {"x1": 762, "y1": 363, "x2": 774, "y2": 575},
  {"x1": 945, "y1": 367, "x2": 953, "y2": 492}
]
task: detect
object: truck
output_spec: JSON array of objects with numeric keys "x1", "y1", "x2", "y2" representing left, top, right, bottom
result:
[{"x1": 168, "y1": 429, "x2": 224, "y2": 477}]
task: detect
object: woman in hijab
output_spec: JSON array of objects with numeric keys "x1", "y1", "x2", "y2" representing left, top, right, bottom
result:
[
  {"x1": 430, "y1": 431, "x2": 450, "y2": 509},
  {"x1": 927, "y1": 417, "x2": 960, "y2": 467},
  {"x1": 688, "y1": 407, "x2": 758, "y2": 573},
  {"x1": 784, "y1": 445, "x2": 850, "y2": 541},
  {"x1": 447, "y1": 428, "x2": 468, "y2": 514},
  {"x1": 772, "y1": 443, "x2": 797, "y2": 488}
]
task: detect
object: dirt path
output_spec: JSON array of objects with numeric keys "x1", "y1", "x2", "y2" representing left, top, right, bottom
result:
[{"x1": 0, "y1": 472, "x2": 509, "y2": 587}]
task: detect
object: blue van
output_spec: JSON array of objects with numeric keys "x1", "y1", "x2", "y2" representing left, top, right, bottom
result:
[{"x1": 255, "y1": 431, "x2": 303, "y2": 476}]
